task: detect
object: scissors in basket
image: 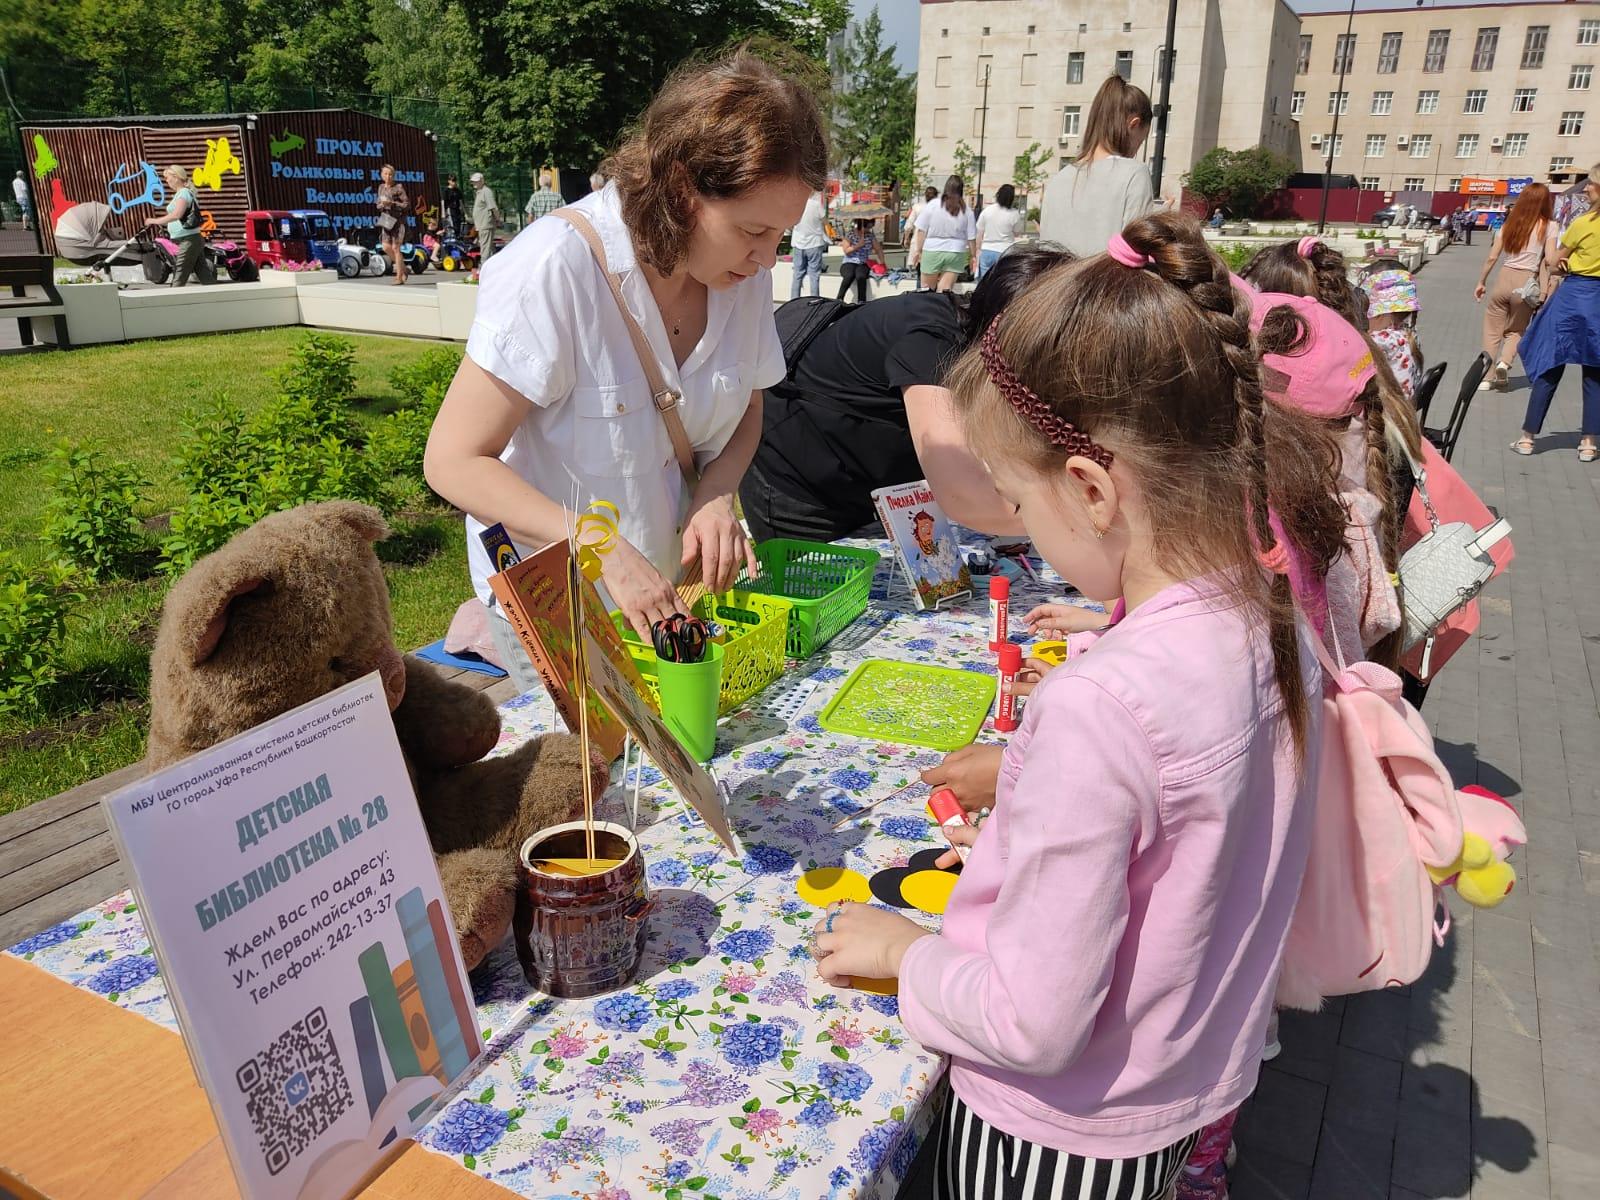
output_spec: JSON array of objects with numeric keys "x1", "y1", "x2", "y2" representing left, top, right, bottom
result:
[{"x1": 651, "y1": 613, "x2": 710, "y2": 664}]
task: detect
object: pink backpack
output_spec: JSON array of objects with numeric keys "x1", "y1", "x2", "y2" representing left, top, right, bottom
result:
[{"x1": 1275, "y1": 638, "x2": 1466, "y2": 1011}]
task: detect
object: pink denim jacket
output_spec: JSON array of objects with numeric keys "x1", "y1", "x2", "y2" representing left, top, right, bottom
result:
[{"x1": 898, "y1": 576, "x2": 1320, "y2": 1158}]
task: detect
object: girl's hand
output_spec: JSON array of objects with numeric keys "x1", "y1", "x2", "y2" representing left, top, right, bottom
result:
[
  {"x1": 1474, "y1": 283, "x2": 1487, "y2": 301},
  {"x1": 934, "y1": 822, "x2": 978, "y2": 870},
  {"x1": 920, "y1": 743, "x2": 1003, "y2": 812},
  {"x1": 599, "y1": 537, "x2": 681, "y2": 641},
  {"x1": 812, "y1": 903, "x2": 930, "y2": 986},
  {"x1": 682, "y1": 495, "x2": 758, "y2": 595},
  {"x1": 1023, "y1": 603, "x2": 1106, "y2": 639},
  {"x1": 1010, "y1": 656, "x2": 1055, "y2": 699}
]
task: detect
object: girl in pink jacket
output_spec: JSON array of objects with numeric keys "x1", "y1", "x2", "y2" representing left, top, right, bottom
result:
[{"x1": 811, "y1": 215, "x2": 1349, "y2": 1200}]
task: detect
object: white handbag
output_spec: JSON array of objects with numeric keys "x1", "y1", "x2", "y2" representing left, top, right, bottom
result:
[{"x1": 1398, "y1": 455, "x2": 1512, "y2": 677}]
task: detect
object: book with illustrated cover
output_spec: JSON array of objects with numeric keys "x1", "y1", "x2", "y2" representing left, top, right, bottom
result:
[{"x1": 871, "y1": 480, "x2": 973, "y2": 610}]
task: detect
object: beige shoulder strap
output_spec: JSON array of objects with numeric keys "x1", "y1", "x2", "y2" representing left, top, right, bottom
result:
[{"x1": 551, "y1": 207, "x2": 699, "y2": 489}]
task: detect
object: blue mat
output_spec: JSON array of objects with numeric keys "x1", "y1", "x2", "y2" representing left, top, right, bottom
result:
[{"x1": 415, "y1": 639, "x2": 507, "y2": 678}]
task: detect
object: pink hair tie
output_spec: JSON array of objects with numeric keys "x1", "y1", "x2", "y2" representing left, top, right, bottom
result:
[
  {"x1": 1296, "y1": 236, "x2": 1321, "y2": 259},
  {"x1": 1107, "y1": 233, "x2": 1153, "y2": 269}
]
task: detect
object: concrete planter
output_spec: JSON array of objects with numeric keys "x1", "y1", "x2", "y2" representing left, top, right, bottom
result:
[
  {"x1": 118, "y1": 278, "x2": 299, "y2": 341},
  {"x1": 295, "y1": 279, "x2": 444, "y2": 339},
  {"x1": 45, "y1": 281, "x2": 124, "y2": 346},
  {"x1": 261, "y1": 268, "x2": 333, "y2": 286},
  {"x1": 436, "y1": 279, "x2": 479, "y2": 340}
]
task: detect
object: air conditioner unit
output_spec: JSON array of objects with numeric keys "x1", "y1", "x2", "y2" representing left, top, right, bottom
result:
[
  {"x1": 1396, "y1": 136, "x2": 1410, "y2": 147},
  {"x1": 1310, "y1": 133, "x2": 1323, "y2": 146},
  {"x1": 1491, "y1": 136, "x2": 1504, "y2": 148},
  {"x1": 1058, "y1": 134, "x2": 1076, "y2": 145}
]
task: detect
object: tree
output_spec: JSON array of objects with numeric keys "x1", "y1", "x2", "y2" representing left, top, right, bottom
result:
[
  {"x1": 1183, "y1": 145, "x2": 1296, "y2": 217},
  {"x1": 951, "y1": 140, "x2": 977, "y2": 195},
  {"x1": 1012, "y1": 142, "x2": 1052, "y2": 202},
  {"x1": 830, "y1": 7, "x2": 915, "y2": 185}
]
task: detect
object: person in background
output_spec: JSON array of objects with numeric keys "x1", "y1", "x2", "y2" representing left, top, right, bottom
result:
[
  {"x1": 525, "y1": 170, "x2": 562, "y2": 224},
  {"x1": 975, "y1": 183, "x2": 1026, "y2": 278},
  {"x1": 144, "y1": 165, "x2": 206, "y2": 287},
  {"x1": 1365, "y1": 268, "x2": 1424, "y2": 401},
  {"x1": 589, "y1": 170, "x2": 606, "y2": 194},
  {"x1": 442, "y1": 174, "x2": 464, "y2": 235},
  {"x1": 1209, "y1": 207, "x2": 1225, "y2": 230},
  {"x1": 1511, "y1": 163, "x2": 1600, "y2": 462},
  {"x1": 471, "y1": 172, "x2": 502, "y2": 263},
  {"x1": 837, "y1": 217, "x2": 885, "y2": 302},
  {"x1": 908, "y1": 185, "x2": 937, "y2": 235},
  {"x1": 13, "y1": 171, "x2": 31, "y2": 231},
  {"x1": 1039, "y1": 75, "x2": 1165, "y2": 257},
  {"x1": 789, "y1": 187, "x2": 829, "y2": 299},
  {"x1": 375, "y1": 164, "x2": 410, "y2": 285},
  {"x1": 909, "y1": 174, "x2": 977, "y2": 292},
  {"x1": 1474, "y1": 182, "x2": 1557, "y2": 391},
  {"x1": 423, "y1": 224, "x2": 443, "y2": 267},
  {"x1": 740, "y1": 245, "x2": 1066, "y2": 544}
]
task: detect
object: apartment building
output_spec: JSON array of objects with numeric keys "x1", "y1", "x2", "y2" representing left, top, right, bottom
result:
[
  {"x1": 1295, "y1": 1, "x2": 1600, "y2": 197},
  {"x1": 915, "y1": 0, "x2": 1301, "y2": 197}
]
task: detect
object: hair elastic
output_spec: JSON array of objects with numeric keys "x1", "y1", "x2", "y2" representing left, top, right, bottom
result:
[
  {"x1": 1296, "y1": 236, "x2": 1321, "y2": 259},
  {"x1": 978, "y1": 320, "x2": 1115, "y2": 470},
  {"x1": 1107, "y1": 233, "x2": 1153, "y2": 269}
]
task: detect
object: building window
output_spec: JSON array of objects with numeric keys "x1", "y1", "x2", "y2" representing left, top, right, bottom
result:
[
  {"x1": 1378, "y1": 32, "x2": 1402, "y2": 73},
  {"x1": 1021, "y1": 53, "x2": 1038, "y2": 85},
  {"x1": 1560, "y1": 109, "x2": 1585, "y2": 135},
  {"x1": 1365, "y1": 133, "x2": 1386, "y2": 156},
  {"x1": 1472, "y1": 27, "x2": 1499, "y2": 71},
  {"x1": 1424, "y1": 29, "x2": 1449, "y2": 72},
  {"x1": 1410, "y1": 133, "x2": 1433, "y2": 158},
  {"x1": 1327, "y1": 133, "x2": 1344, "y2": 158},
  {"x1": 1328, "y1": 91, "x2": 1350, "y2": 115},
  {"x1": 1404, "y1": 176, "x2": 1425, "y2": 189},
  {"x1": 1078, "y1": 22, "x2": 1087, "y2": 33},
  {"x1": 1456, "y1": 133, "x2": 1479, "y2": 157},
  {"x1": 1115, "y1": 50, "x2": 1133, "y2": 80},
  {"x1": 1417, "y1": 90, "x2": 1440, "y2": 114},
  {"x1": 1580, "y1": 19, "x2": 1600, "y2": 46},
  {"x1": 1027, "y1": 24, "x2": 1035, "y2": 35},
  {"x1": 1291, "y1": 90, "x2": 1305, "y2": 116},
  {"x1": 982, "y1": 26, "x2": 990, "y2": 35},
  {"x1": 1503, "y1": 132, "x2": 1529, "y2": 156},
  {"x1": 1523, "y1": 25, "x2": 1548, "y2": 69},
  {"x1": 935, "y1": 56, "x2": 951, "y2": 86},
  {"x1": 1272, "y1": 96, "x2": 1279, "y2": 114},
  {"x1": 1449, "y1": 177, "x2": 1462, "y2": 191},
  {"x1": 1571, "y1": 63, "x2": 1592, "y2": 89},
  {"x1": 1122, "y1": 21, "x2": 1132, "y2": 32},
  {"x1": 1372, "y1": 91, "x2": 1393, "y2": 115},
  {"x1": 977, "y1": 55, "x2": 992, "y2": 84},
  {"x1": 1334, "y1": 33, "x2": 1356, "y2": 74},
  {"x1": 1361, "y1": 176, "x2": 1381, "y2": 189},
  {"x1": 1513, "y1": 88, "x2": 1537, "y2": 112},
  {"x1": 1552, "y1": 155, "x2": 1575, "y2": 172},
  {"x1": 1062, "y1": 106, "x2": 1081, "y2": 137},
  {"x1": 1298, "y1": 34, "x2": 1313, "y2": 74},
  {"x1": 932, "y1": 108, "x2": 949, "y2": 138},
  {"x1": 1463, "y1": 89, "x2": 1487, "y2": 114},
  {"x1": 1067, "y1": 52, "x2": 1084, "y2": 84},
  {"x1": 1157, "y1": 46, "x2": 1176, "y2": 83},
  {"x1": 1016, "y1": 106, "x2": 1033, "y2": 136}
]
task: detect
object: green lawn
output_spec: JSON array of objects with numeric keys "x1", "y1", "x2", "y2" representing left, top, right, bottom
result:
[{"x1": 0, "y1": 329, "x2": 471, "y2": 814}]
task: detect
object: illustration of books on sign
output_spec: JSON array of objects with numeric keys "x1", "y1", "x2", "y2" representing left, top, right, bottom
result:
[{"x1": 871, "y1": 480, "x2": 974, "y2": 611}]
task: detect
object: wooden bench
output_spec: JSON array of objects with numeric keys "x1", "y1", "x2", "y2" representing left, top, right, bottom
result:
[
  {"x1": 0, "y1": 663, "x2": 520, "y2": 947},
  {"x1": 0, "y1": 253, "x2": 70, "y2": 351}
]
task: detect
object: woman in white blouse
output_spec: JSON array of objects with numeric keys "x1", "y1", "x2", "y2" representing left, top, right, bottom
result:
[
  {"x1": 425, "y1": 52, "x2": 826, "y2": 685},
  {"x1": 909, "y1": 175, "x2": 978, "y2": 292}
]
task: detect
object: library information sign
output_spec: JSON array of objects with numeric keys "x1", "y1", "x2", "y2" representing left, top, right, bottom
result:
[{"x1": 103, "y1": 673, "x2": 482, "y2": 1200}]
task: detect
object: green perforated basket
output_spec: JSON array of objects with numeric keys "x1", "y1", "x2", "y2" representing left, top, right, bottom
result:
[
  {"x1": 817, "y1": 659, "x2": 997, "y2": 752},
  {"x1": 613, "y1": 590, "x2": 792, "y2": 716},
  {"x1": 736, "y1": 539, "x2": 880, "y2": 659}
]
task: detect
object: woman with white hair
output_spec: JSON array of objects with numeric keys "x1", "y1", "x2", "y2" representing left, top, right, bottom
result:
[{"x1": 144, "y1": 165, "x2": 205, "y2": 286}]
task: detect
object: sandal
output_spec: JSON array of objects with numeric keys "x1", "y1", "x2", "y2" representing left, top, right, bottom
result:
[
  {"x1": 1581, "y1": 443, "x2": 1598, "y2": 463},
  {"x1": 1510, "y1": 437, "x2": 1535, "y2": 455}
]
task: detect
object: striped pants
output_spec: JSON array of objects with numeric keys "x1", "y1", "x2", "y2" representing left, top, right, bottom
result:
[{"x1": 935, "y1": 1093, "x2": 1200, "y2": 1200}]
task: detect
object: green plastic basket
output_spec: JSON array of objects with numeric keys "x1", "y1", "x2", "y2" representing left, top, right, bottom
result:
[
  {"x1": 613, "y1": 590, "x2": 792, "y2": 716},
  {"x1": 737, "y1": 539, "x2": 880, "y2": 659},
  {"x1": 817, "y1": 660, "x2": 997, "y2": 752}
]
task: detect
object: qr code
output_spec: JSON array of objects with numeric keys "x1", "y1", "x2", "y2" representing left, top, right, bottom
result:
[{"x1": 235, "y1": 1006, "x2": 355, "y2": 1175}]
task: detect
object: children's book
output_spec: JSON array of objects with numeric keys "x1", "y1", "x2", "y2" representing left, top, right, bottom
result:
[{"x1": 871, "y1": 480, "x2": 973, "y2": 610}]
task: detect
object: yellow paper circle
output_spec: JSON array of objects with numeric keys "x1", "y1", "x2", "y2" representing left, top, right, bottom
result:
[
  {"x1": 901, "y1": 869, "x2": 959, "y2": 915},
  {"x1": 796, "y1": 867, "x2": 872, "y2": 907}
]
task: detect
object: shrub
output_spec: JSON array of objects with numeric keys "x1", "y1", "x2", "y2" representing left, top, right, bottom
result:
[
  {"x1": 366, "y1": 407, "x2": 435, "y2": 501},
  {"x1": 274, "y1": 332, "x2": 357, "y2": 418},
  {"x1": 388, "y1": 347, "x2": 462, "y2": 417},
  {"x1": 1212, "y1": 243, "x2": 1256, "y2": 273},
  {"x1": 42, "y1": 444, "x2": 150, "y2": 580},
  {"x1": 0, "y1": 553, "x2": 80, "y2": 715}
]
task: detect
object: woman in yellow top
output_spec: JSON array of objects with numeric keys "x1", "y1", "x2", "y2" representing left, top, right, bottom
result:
[{"x1": 1513, "y1": 163, "x2": 1600, "y2": 462}]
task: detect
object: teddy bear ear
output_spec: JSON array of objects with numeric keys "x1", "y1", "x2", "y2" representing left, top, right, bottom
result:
[
  {"x1": 315, "y1": 501, "x2": 389, "y2": 544},
  {"x1": 189, "y1": 576, "x2": 276, "y2": 667}
]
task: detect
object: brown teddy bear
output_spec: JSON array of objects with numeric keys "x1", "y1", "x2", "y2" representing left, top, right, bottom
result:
[{"x1": 145, "y1": 500, "x2": 602, "y2": 970}]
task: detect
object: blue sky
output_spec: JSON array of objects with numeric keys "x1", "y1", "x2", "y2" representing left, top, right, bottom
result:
[{"x1": 860, "y1": 0, "x2": 1563, "y2": 71}]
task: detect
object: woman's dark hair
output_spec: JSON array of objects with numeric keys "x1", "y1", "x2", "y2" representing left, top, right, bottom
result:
[
  {"x1": 606, "y1": 48, "x2": 828, "y2": 273},
  {"x1": 995, "y1": 183, "x2": 1016, "y2": 209},
  {"x1": 924, "y1": 186, "x2": 938, "y2": 202},
  {"x1": 941, "y1": 174, "x2": 966, "y2": 216},
  {"x1": 958, "y1": 243, "x2": 1075, "y2": 343},
  {"x1": 947, "y1": 215, "x2": 1348, "y2": 758},
  {"x1": 1080, "y1": 75, "x2": 1154, "y2": 161}
]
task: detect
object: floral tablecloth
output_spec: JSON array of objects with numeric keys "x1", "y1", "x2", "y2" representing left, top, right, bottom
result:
[{"x1": 8, "y1": 541, "x2": 1092, "y2": 1200}]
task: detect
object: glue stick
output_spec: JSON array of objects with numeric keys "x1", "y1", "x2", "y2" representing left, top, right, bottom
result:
[
  {"x1": 995, "y1": 643, "x2": 1021, "y2": 732},
  {"x1": 926, "y1": 787, "x2": 971, "y2": 863},
  {"x1": 988, "y1": 575, "x2": 1010, "y2": 650}
]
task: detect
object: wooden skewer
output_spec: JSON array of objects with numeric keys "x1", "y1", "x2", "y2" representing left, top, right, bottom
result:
[{"x1": 830, "y1": 778, "x2": 927, "y2": 829}]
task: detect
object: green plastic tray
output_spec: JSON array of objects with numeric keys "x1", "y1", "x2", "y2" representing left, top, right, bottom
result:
[
  {"x1": 736, "y1": 539, "x2": 879, "y2": 659},
  {"x1": 817, "y1": 659, "x2": 997, "y2": 752}
]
